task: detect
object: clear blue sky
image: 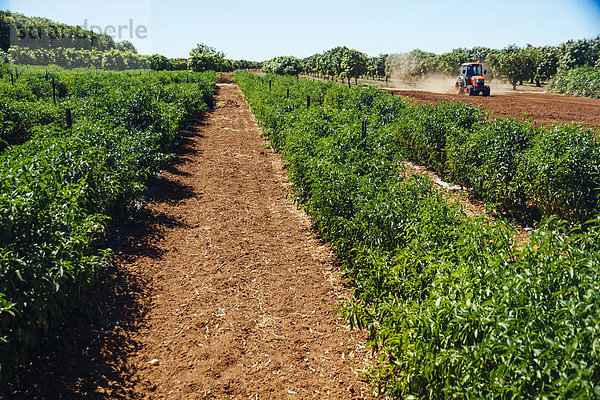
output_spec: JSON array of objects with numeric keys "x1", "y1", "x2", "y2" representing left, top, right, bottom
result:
[{"x1": 2, "y1": 0, "x2": 600, "y2": 61}]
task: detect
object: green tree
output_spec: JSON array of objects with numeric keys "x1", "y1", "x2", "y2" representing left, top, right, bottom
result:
[
  {"x1": 262, "y1": 55, "x2": 302, "y2": 76},
  {"x1": 317, "y1": 46, "x2": 348, "y2": 78},
  {"x1": 439, "y1": 47, "x2": 492, "y2": 75},
  {"x1": 367, "y1": 54, "x2": 388, "y2": 78},
  {"x1": 101, "y1": 49, "x2": 127, "y2": 70},
  {"x1": 341, "y1": 49, "x2": 367, "y2": 84},
  {"x1": 170, "y1": 58, "x2": 188, "y2": 71},
  {"x1": 534, "y1": 46, "x2": 560, "y2": 85},
  {"x1": 523, "y1": 44, "x2": 540, "y2": 84},
  {"x1": 301, "y1": 53, "x2": 319, "y2": 74},
  {"x1": 490, "y1": 45, "x2": 533, "y2": 90},
  {"x1": 150, "y1": 53, "x2": 169, "y2": 70},
  {"x1": 116, "y1": 40, "x2": 137, "y2": 53},
  {"x1": 558, "y1": 38, "x2": 597, "y2": 70},
  {"x1": 0, "y1": 11, "x2": 11, "y2": 52},
  {"x1": 188, "y1": 43, "x2": 226, "y2": 72},
  {"x1": 234, "y1": 59, "x2": 262, "y2": 70},
  {"x1": 123, "y1": 51, "x2": 149, "y2": 69}
]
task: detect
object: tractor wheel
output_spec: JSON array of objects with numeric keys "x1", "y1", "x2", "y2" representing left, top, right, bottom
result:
[
  {"x1": 456, "y1": 82, "x2": 464, "y2": 94},
  {"x1": 466, "y1": 85, "x2": 475, "y2": 96}
]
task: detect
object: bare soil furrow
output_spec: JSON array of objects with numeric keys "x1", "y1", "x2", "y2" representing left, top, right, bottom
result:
[{"x1": 11, "y1": 83, "x2": 372, "y2": 400}]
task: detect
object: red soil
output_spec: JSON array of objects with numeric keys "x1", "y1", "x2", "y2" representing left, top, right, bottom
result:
[
  {"x1": 386, "y1": 88, "x2": 600, "y2": 128},
  {"x1": 11, "y1": 84, "x2": 373, "y2": 399}
]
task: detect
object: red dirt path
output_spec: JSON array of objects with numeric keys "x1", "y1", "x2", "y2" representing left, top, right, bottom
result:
[
  {"x1": 11, "y1": 84, "x2": 373, "y2": 399},
  {"x1": 386, "y1": 89, "x2": 600, "y2": 128}
]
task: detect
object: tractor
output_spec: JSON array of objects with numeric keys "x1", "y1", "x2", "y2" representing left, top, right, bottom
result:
[{"x1": 455, "y1": 62, "x2": 490, "y2": 96}]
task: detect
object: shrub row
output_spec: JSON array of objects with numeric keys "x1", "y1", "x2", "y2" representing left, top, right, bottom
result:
[
  {"x1": 392, "y1": 102, "x2": 600, "y2": 223},
  {"x1": 237, "y1": 71, "x2": 600, "y2": 398},
  {"x1": 8, "y1": 46, "x2": 151, "y2": 70},
  {"x1": 0, "y1": 67, "x2": 217, "y2": 386},
  {"x1": 0, "y1": 65, "x2": 210, "y2": 152},
  {"x1": 254, "y1": 73, "x2": 600, "y2": 224},
  {"x1": 549, "y1": 66, "x2": 600, "y2": 98}
]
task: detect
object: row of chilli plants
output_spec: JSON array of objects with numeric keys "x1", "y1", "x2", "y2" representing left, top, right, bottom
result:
[
  {"x1": 391, "y1": 99, "x2": 600, "y2": 225},
  {"x1": 0, "y1": 63, "x2": 69, "y2": 151},
  {"x1": 0, "y1": 64, "x2": 202, "y2": 152},
  {"x1": 236, "y1": 71, "x2": 600, "y2": 398},
  {"x1": 0, "y1": 66, "x2": 217, "y2": 387}
]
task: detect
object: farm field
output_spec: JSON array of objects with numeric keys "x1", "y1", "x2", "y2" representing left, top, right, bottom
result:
[
  {"x1": 4, "y1": 6, "x2": 600, "y2": 400},
  {"x1": 386, "y1": 88, "x2": 600, "y2": 128},
  {"x1": 298, "y1": 72, "x2": 600, "y2": 128},
  {"x1": 381, "y1": 87, "x2": 600, "y2": 226},
  {"x1": 0, "y1": 67, "x2": 220, "y2": 390},
  {"x1": 9, "y1": 81, "x2": 373, "y2": 399},
  {"x1": 235, "y1": 72, "x2": 600, "y2": 398},
  {"x1": 4, "y1": 68, "x2": 600, "y2": 399}
]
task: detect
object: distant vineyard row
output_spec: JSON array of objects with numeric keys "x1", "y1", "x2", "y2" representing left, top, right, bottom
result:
[{"x1": 237, "y1": 71, "x2": 600, "y2": 398}]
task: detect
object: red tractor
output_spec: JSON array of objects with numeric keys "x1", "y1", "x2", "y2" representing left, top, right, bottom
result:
[{"x1": 455, "y1": 62, "x2": 490, "y2": 96}]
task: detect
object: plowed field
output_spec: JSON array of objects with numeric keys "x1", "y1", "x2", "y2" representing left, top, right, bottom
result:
[{"x1": 386, "y1": 88, "x2": 600, "y2": 128}]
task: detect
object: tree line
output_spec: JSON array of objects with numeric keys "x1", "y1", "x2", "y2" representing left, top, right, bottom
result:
[
  {"x1": 1, "y1": 12, "x2": 261, "y2": 72},
  {"x1": 4, "y1": 9, "x2": 600, "y2": 85},
  {"x1": 262, "y1": 37, "x2": 600, "y2": 90},
  {"x1": 1, "y1": 10, "x2": 122, "y2": 52}
]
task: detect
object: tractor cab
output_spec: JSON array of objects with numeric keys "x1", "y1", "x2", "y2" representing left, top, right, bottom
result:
[
  {"x1": 456, "y1": 62, "x2": 490, "y2": 96},
  {"x1": 461, "y1": 63, "x2": 483, "y2": 78}
]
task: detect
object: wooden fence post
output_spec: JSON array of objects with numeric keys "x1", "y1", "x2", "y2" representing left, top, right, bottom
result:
[{"x1": 66, "y1": 108, "x2": 72, "y2": 128}]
